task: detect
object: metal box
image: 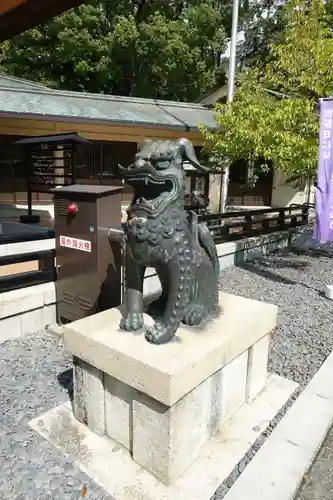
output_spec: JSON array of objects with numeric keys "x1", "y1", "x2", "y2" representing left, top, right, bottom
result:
[{"x1": 52, "y1": 184, "x2": 123, "y2": 324}]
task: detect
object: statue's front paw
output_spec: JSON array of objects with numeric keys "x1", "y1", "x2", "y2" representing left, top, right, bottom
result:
[
  {"x1": 145, "y1": 322, "x2": 175, "y2": 345},
  {"x1": 120, "y1": 312, "x2": 144, "y2": 331}
]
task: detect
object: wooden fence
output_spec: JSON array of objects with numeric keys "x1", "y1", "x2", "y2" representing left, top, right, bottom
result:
[
  {"x1": 0, "y1": 222, "x2": 55, "y2": 293},
  {"x1": 199, "y1": 204, "x2": 310, "y2": 244},
  {"x1": 0, "y1": 204, "x2": 312, "y2": 294}
]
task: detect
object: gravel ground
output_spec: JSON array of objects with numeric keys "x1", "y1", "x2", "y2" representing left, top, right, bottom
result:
[
  {"x1": 221, "y1": 228, "x2": 333, "y2": 389},
  {"x1": 1, "y1": 225, "x2": 333, "y2": 500},
  {"x1": 0, "y1": 332, "x2": 113, "y2": 500},
  {"x1": 213, "y1": 226, "x2": 333, "y2": 499}
]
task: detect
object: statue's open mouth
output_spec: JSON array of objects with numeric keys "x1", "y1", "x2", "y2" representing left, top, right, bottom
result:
[{"x1": 124, "y1": 173, "x2": 176, "y2": 214}]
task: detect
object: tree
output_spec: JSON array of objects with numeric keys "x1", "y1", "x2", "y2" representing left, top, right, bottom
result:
[
  {"x1": 201, "y1": 0, "x2": 333, "y2": 185},
  {"x1": 0, "y1": 4, "x2": 112, "y2": 93},
  {"x1": 237, "y1": 0, "x2": 288, "y2": 69},
  {"x1": 0, "y1": 0, "x2": 227, "y2": 101}
]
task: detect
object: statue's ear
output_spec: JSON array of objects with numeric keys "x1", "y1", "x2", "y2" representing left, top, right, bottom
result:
[{"x1": 176, "y1": 138, "x2": 208, "y2": 172}]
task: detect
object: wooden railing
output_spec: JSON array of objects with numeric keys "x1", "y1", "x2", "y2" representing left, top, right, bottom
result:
[
  {"x1": 0, "y1": 204, "x2": 313, "y2": 294},
  {"x1": 198, "y1": 204, "x2": 310, "y2": 244},
  {"x1": 0, "y1": 222, "x2": 56, "y2": 293}
]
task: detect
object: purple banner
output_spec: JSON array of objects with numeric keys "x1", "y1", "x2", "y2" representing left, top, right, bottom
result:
[{"x1": 314, "y1": 99, "x2": 333, "y2": 242}]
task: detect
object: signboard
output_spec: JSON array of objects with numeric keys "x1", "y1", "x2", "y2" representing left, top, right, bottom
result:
[
  {"x1": 314, "y1": 99, "x2": 333, "y2": 242},
  {"x1": 59, "y1": 235, "x2": 91, "y2": 252}
]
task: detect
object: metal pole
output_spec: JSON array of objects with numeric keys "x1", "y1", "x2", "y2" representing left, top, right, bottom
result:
[
  {"x1": 108, "y1": 227, "x2": 126, "y2": 304},
  {"x1": 219, "y1": 0, "x2": 240, "y2": 212},
  {"x1": 26, "y1": 147, "x2": 33, "y2": 219}
]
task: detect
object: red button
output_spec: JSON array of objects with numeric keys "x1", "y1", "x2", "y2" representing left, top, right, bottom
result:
[{"x1": 67, "y1": 202, "x2": 78, "y2": 215}]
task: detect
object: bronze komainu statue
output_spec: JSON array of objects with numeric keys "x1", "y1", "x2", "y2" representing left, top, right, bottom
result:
[{"x1": 119, "y1": 138, "x2": 219, "y2": 345}]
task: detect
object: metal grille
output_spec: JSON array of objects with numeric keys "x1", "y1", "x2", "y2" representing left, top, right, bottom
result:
[
  {"x1": 61, "y1": 291, "x2": 75, "y2": 306},
  {"x1": 78, "y1": 296, "x2": 93, "y2": 311},
  {"x1": 56, "y1": 199, "x2": 70, "y2": 216},
  {"x1": 76, "y1": 140, "x2": 138, "y2": 182},
  {"x1": 0, "y1": 134, "x2": 25, "y2": 179}
]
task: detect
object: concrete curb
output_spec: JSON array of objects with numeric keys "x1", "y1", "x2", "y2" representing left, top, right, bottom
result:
[{"x1": 223, "y1": 351, "x2": 333, "y2": 500}]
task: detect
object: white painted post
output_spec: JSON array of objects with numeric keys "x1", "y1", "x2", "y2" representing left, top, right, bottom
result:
[{"x1": 324, "y1": 284, "x2": 333, "y2": 300}]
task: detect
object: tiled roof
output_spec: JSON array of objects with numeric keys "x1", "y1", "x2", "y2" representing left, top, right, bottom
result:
[
  {"x1": 15, "y1": 132, "x2": 90, "y2": 145},
  {"x1": 0, "y1": 72, "x2": 49, "y2": 90},
  {"x1": 0, "y1": 84, "x2": 217, "y2": 131}
]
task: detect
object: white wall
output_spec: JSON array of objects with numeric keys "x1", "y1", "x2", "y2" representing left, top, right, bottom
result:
[{"x1": 271, "y1": 170, "x2": 315, "y2": 207}]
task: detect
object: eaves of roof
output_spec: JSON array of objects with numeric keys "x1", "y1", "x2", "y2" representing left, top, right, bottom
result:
[{"x1": 0, "y1": 86, "x2": 217, "y2": 132}]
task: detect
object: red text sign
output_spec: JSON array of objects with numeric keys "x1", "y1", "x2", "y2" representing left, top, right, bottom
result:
[{"x1": 59, "y1": 235, "x2": 91, "y2": 253}]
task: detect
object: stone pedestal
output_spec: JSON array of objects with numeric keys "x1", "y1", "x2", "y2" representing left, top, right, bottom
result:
[{"x1": 63, "y1": 292, "x2": 276, "y2": 486}]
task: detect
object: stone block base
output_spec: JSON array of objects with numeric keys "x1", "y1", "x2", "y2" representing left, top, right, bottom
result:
[
  {"x1": 64, "y1": 292, "x2": 277, "y2": 485},
  {"x1": 30, "y1": 374, "x2": 299, "y2": 500}
]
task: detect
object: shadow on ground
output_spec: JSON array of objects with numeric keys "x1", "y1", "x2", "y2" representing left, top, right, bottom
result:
[
  {"x1": 290, "y1": 246, "x2": 333, "y2": 258},
  {"x1": 238, "y1": 261, "x2": 297, "y2": 285},
  {"x1": 58, "y1": 368, "x2": 74, "y2": 401},
  {"x1": 238, "y1": 250, "x2": 310, "y2": 285},
  {"x1": 238, "y1": 247, "x2": 329, "y2": 293}
]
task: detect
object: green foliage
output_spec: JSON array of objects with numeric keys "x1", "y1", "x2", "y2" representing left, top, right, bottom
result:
[
  {"x1": 202, "y1": 0, "x2": 333, "y2": 184},
  {"x1": 0, "y1": 4, "x2": 112, "y2": 92},
  {"x1": 0, "y1": 0, "x2": 227, "y2": 101},
  {"x1": 239, "y1": 0, "x2": 287, "y2": 68}
]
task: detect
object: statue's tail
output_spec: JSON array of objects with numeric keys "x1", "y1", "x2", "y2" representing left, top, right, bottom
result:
[
  {"x1": 198, "y1": 222, "x2": 220, "y2": 281},
  {"x1": 188, "y1": 211, "x2": 220, "y2": 280}
]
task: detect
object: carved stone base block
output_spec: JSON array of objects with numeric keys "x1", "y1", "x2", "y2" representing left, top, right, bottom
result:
[
  {"x1": 72, "y1": 357, "x2": 105, "y2": 436},
  {"x1": 64, "y1": 292, "x2": 277, "y2": 485}
]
